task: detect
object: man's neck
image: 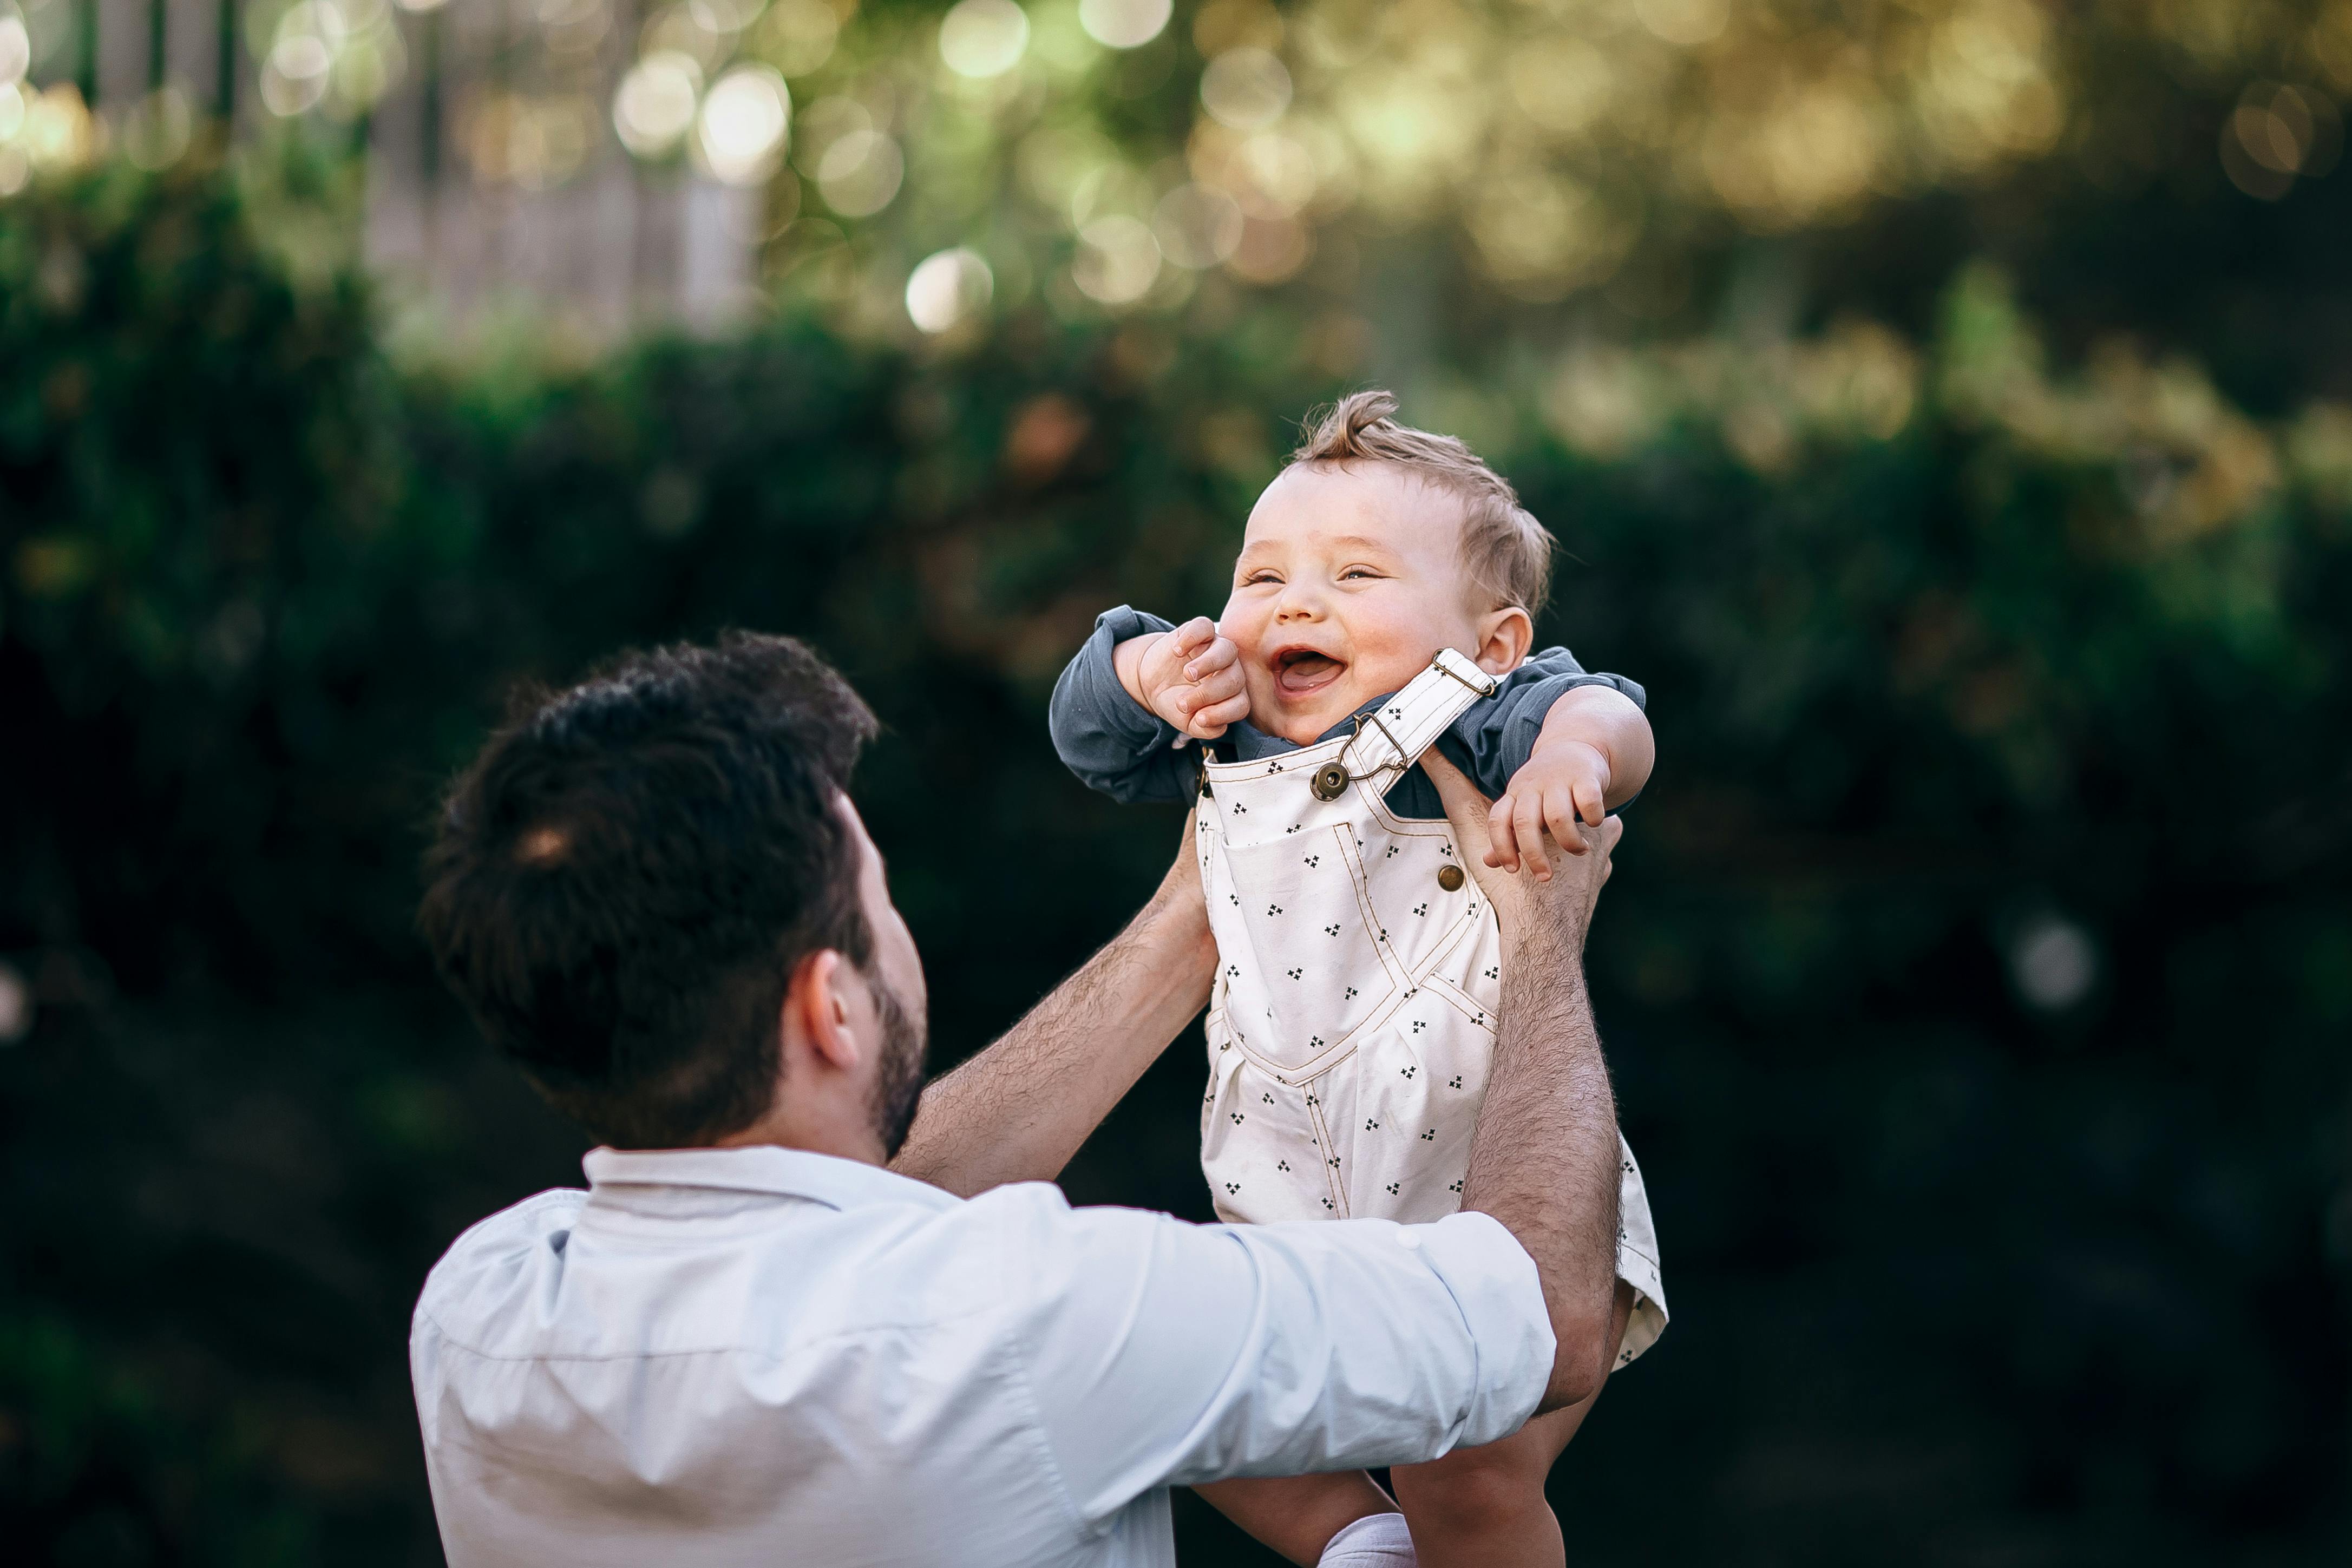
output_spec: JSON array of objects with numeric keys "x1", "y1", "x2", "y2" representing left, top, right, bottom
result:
[{"x1": 711, "y1": 1111, "x2": 885, "y2": 1167}]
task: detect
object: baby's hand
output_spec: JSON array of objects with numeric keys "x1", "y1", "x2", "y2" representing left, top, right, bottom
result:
[
  {"x1": 1136, "y1": 617, "x2": 1249, "y2": 739},
  {"x1": 1486, "y1": 740, "x2": 1611, "y2": 881}
]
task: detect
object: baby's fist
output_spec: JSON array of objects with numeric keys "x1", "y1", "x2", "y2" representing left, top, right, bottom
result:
[
  {"x1": 1138, "y1": 617, "x2": 1249, "y2": 739},
  {"x1": 1486, "y1": 740, "x2": 1611, "y2": 880}
]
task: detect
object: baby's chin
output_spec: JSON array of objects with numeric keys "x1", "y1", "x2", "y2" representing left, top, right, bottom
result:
[{"x1": 1253, "y1": 680, "x2": 1372, "y2": 746}]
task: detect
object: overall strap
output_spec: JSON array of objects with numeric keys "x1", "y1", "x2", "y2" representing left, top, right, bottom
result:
[{"x1": 1316, "y1": 648, "x2": 1497, "y2": 799}]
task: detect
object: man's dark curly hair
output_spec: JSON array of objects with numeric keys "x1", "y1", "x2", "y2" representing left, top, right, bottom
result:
[{"x1": 418, "y1": 633, "x2": 879, "y2": 1149}]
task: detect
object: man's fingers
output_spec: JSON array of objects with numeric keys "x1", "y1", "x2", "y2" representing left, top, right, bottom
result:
[
  {"x1": 1420, "y1": 749, "x2": 1498, "y2": 867},
  {"x1": 1484, "y1": 794, "x2": 1522, "y2": 870}
]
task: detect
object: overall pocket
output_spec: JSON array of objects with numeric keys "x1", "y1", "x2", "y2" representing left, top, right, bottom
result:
[{"x1": 1220, "y1": 824, "x2": 1400, "y2": 1072}]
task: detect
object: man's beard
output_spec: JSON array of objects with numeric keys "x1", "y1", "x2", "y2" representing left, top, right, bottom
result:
[{"x1": 866, "y1": 974, "x2": 928, "y2": 1160}]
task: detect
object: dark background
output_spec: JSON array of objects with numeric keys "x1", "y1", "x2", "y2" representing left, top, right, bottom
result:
[{"x1": 6, "y1": 4, "x2": 2352, "y2": 1562}]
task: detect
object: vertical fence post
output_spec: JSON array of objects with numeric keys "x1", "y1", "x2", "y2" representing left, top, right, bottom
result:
[
  {"x1": 218, "y1": 0, "x2": 238, "y2": 121},
  {"x1": 76, "y1": 0, "x2": 96, "y2": 102},
  {"x1": 421, "y1": 8, "x2": 441, "y2": 189},
  {"x1": 149, "y1": 0, "x2": 165, "y2": 92}
]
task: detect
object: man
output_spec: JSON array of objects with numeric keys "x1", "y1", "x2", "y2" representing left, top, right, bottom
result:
[{"x1": 410, "y1": 632, "x2": 1630, "y2": 1568}]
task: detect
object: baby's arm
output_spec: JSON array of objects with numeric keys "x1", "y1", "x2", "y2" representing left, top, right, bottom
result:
[
  {"x1": 1050, "y1": 606, "x2": 1248, "y2": 803},
  {"x1": 1443, "y1": 649, "x2": 1653, "y2": 878},
  {"x1": 1488, "y1": 685, "x2": 1654, "y2": 876},
  {"x1": 1113, "y1": 615, "x2": 1250, "y2": 739}
]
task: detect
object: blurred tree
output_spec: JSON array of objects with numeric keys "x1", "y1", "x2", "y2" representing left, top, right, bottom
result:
[{"x1": 3, "y1": 77, "x2": 2350, "y2": 1568}]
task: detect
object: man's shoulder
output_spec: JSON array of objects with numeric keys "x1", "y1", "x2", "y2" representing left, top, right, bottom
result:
[
  {"x1": 410, "y1": 1177, "x2": 1156, "y2": 1365},
  {"x1": 411, "y1": 1186, "x2": 588, "y2": 1340}
]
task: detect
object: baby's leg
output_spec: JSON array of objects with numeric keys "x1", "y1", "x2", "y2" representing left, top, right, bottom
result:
[
  {"x1": 1196, "y1": 1471, "x2": 1397, "y2": 1566},
  {"x1": 1387, "y1": 1402, "x2": 1589, "y2": 1568},
  {"x1": 1388, "y1": 1281, "x2": 1634, "y2": 1568}
]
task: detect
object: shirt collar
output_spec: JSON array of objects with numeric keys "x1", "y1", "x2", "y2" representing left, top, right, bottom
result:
[{"x1": 581, "y1": 1144, "x2": 960, "y2": 1215}]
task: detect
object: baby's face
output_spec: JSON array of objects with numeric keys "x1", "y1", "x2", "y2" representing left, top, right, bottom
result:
[{"x1": 1219, "y1": 463, "x2": 1495, "y2": 746}]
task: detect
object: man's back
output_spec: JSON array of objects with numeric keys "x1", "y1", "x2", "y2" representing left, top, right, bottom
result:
[{"x1": 412, "y1": 1146, "x2": 1552, "y2": 1567}]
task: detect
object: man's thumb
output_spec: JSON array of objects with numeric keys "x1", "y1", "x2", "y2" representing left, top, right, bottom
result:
[{"x1": 1420, "y1": 750, "x2": 1494, "y2": 860}]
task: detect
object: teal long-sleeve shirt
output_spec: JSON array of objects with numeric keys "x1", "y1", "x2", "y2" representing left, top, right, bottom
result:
[{"x1": 1047, "y1": 606, "x2": 1647, "y2": 819}]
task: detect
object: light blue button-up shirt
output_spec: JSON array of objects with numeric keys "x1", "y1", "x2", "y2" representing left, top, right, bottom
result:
[{"x1": 411, "y1": 1145, "x2": 1556, "y2": 1567}]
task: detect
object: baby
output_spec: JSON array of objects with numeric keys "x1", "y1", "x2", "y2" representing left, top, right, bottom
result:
[{"x1": 1050, "y1": 391, "x2": 1667, "y2": 1568}]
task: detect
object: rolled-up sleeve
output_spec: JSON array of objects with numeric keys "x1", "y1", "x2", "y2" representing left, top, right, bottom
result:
[
  {"x1": 1445, "y1": 647, "x2": 1648, "y2": 799},
  {"x1": 981, "y1": 1186, "x2": 1554, "y2": 1531},
  {"x1": 1047, "y1": 606, "x2": 1198, "y2": 805}
]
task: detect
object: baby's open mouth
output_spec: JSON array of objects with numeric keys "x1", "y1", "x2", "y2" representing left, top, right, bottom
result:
[{"x1": 1272, "y1": 647, "x2": 1346, "y2": 698}]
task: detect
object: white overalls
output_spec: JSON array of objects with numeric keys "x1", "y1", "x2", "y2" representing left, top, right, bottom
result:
[{"x1": 1196, "y1": 649, "x2": 1668, "y2": 1367}]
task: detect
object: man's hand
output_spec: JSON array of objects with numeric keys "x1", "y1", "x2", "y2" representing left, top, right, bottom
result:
[
  {"x1": 1114, "y1": 618, "x2": 1250, "y2": 740},
  {"x1": 1428, "y1": 749, "x2": 1625, "y2": 1414},
  {"x1": 1437, "y1": 750, "x2": 1619, "y2": 940}
]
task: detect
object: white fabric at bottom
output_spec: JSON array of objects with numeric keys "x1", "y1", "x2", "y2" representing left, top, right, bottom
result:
[
  {"x1": 1318, "y1": 1512, "x2": 1418, "y2": 1567},
  {"x1": 1195, "y1": 652, "x2": 1669, "y2": 1366},
  {"x1": 411, "y1": 1147, "x2": 1559, "y2": 1568}
]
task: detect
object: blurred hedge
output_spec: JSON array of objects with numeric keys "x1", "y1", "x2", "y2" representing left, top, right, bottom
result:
[{"x1": 3, "y1": 159, "x2": 2348, "y2": 1565}]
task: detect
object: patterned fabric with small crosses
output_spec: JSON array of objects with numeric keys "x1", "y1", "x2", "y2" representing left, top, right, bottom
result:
[{"x1": 1196, "y1": 649, "x2": 1668, "y2": 1368}]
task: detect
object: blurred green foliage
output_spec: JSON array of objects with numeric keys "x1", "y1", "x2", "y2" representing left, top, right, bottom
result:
[{"x1": 3, "y1": 150, "x2": 2349, "y2": 1565}]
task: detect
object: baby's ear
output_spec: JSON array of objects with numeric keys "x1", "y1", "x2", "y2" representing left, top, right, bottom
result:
[{"x1": 1472, "y1": 605, "x2": 1534, "y2": 676}]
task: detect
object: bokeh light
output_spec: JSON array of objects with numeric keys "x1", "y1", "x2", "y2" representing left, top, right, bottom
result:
[
  {"x1": 905, "y1": 246, "x2": 994, "y2": 332},
  {"x1": 696, "y1": 64, "x2": 791, "y2": 186},
  {"x1": 1071, "y1": 212, "x2": 1159, "y2": 304},
  {"x1": 2012, "y1": 914, "x2": 2099, "y2": 1012},
  {"x1": 817, "y1": 128, "x2": 904, "y2": 216},
  {"x1": 757, "y1": 0, "x2": 839, "y2": 76},
  {"x1": 2223, "y1": 82, "x2": 2341, "y2": 200},
  {"x1": 1635, "y1": 0, "x2": 1728, "y2": 48},
  {"x1": 791, "y1": 95, "x2": 871, "y2": 176},
  {"x1": 1150, "y1": 182, "x2": 1242, "y2": 268},
  {"x1": 939, "y1": 0, "x2": 1030, "y2": 80},
  {"x1": 122, "y1": 88, "x2": 193, "y2": 172},
  {"x1": 0, "y1": 8, "x2": 29, "y2": 88},
  {"x1": 0, "y1": 960, "x2": 29, "y2": 1045},
  {"x1": 1079, "y1": 0, "x2": 1171, "y2": 50},
  {"x1": 615, "y1": 51, "x2": 704, "y2": 157},
  {"x1": 1200, "y1": 47, "x2": 1289, "y2": 130}
]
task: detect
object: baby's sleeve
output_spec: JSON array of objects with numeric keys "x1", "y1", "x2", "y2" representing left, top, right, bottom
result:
[
  {"x1": 1048, "y1": 606, "x2": 1200, "y2": 805},
  {"x1": 1444, "y1": 647, "x2": 1647, "y2": 799}
]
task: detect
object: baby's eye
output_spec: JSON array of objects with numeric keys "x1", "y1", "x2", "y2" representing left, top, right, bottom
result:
[{"x1": 1340, "y1": 567, "x2": 1382, "y2": 580}]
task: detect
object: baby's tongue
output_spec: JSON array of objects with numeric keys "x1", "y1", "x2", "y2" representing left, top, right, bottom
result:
[{"x1": 1276, "y1": 653, "x2": 1341, "y2": 694}]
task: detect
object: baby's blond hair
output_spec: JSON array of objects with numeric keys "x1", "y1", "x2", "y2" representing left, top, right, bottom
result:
[{"x1": 1289, "y1": 390, "x2": 1556, "y2": 618}]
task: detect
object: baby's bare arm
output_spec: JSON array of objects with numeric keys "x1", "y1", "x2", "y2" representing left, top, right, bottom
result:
[
  {"x1": 1489, "y1": 686, "x2": 1655, "y2": 874},
  {"x1": 1537, "y1": 685, "x2": 1654, "y2": 807}
]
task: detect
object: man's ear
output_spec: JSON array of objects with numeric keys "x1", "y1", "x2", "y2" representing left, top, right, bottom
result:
[
  {"x1": 1471, "y1": 606, "x2": 1534, "y2": 677},
  {"x1": 783, "y1": 949, "x2": 862, "y2": 1073}
]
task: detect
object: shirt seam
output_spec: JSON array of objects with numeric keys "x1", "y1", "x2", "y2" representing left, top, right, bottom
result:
[
  {"x1": 413, "y1": 1300, "x2": 997, "y2": 1363},
  {"x1": 1009, "y1": 1311, "x2": 1097, "y2": 1539}
]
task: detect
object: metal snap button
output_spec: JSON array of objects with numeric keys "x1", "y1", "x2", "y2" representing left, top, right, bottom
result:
[
  {"x1": 1310, "y1": 762, "x2": 1349, "y2": 801},
  {"x1": 1436, "y1": 864, "x2": 1466, "y2": 892}
]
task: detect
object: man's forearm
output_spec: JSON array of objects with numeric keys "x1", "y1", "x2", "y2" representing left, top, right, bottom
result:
[
  {"x1": 1532, "y1": 686, "x2": 1654, "y2": 808},
  {"x1": 891, "y1": 860, "x2": 1215, "y2": 1197},
  {"x1": 1458, "y1": 928, "x2": 1621, "y2": 1413}
]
